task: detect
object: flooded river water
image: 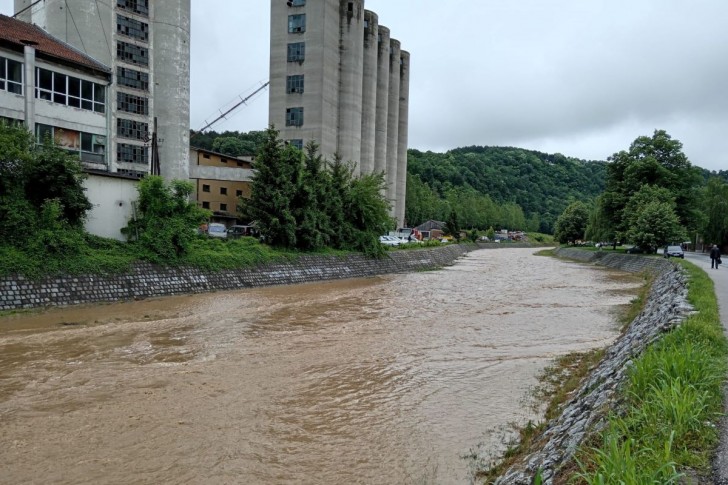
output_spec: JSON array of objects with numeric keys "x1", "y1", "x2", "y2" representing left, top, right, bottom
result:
[{"x1": 0, "y1": 248, "x2": 641, "y2": 484}]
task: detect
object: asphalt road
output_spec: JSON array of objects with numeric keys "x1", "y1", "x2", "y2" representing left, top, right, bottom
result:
[{"x1": 684, "y1": 250, "x2": 728, "y2": 484}]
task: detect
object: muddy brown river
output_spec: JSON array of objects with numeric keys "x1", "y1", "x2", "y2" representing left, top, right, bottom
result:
[{"x1": 0, "y1": 248, "x2": 641, "y2": 484}]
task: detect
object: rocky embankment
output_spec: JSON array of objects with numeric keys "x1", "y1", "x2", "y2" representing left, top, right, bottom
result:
[
  {"x1": 0, "y1": 244, "x2": 480, "y2": 311},
  {"x1": 494, "y1": 248, "x2": 693, "y2": 484}
]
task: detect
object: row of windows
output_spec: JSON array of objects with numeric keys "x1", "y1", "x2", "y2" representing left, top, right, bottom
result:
[
  {"x1": 285, "y1": 107, "x2": 303, "y2": 126},
  {"x1": 118, "y1": 143, "x2": 148, "y2": 164},
  {"x1": 117, "y1": 14, "x2": 149, "y2": 42},
  {"x1": 116, "y1": 0, "x2": 148, "y2": 17},
  {"x1": 117, "y1": 118, "x2": 149, "y2": 140},
  {"x1": 286, "y1": 75, "x2": 304, "y2": 93},
  {"x1": 201, "y1": 185, "x2": 243, "y2": 197},
  {"x1": 36, "y1": 123, "x2": 106, "y2": 164},
  {"x1": 117, "y1": 41, "x2": 148, "y2": 66},
  {"x1": 117, "y1": 66, "x2": 148, "y2": 91},
  {"x1": 36, "y1": 68, "x2": 106, "y2": 113},
  {"x1": 0, "y1": 56, "x2": 22, "y2": 94},
  {"x1": 117, "y1": 91, "x2": 149, "y2": 115},
  {"x1": 287, "y1": 0, "x2": 306, "y2": 6},
  {"x1": 288, "y1": 14, "x2": 305, "y2": 33},
  {"x1": 200, "y1": 201, "x2": 232, "y2": 211}
]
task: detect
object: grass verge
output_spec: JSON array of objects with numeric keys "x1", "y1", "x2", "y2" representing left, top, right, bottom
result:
[{"x1": 567, "y1": 260, "x2": 727, "y2": 483}]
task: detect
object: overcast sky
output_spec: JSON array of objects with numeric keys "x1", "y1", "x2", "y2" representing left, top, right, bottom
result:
[{"x1": 2, "y1": 1, "x2": 727, "y2": 171}]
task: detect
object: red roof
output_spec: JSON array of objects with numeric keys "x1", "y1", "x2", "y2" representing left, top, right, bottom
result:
[{"x1": 0, "y1": 14, "x2": 109, "y2": 74}]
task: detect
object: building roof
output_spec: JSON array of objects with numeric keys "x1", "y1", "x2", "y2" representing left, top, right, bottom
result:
[{"x1": 0, "y1": 14, "x2": 109, "y2": 74}]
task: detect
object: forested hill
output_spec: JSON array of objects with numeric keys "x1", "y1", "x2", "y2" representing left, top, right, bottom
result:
[{"x1": 407, "y1": 146, "x2": 607, "y2": 231}]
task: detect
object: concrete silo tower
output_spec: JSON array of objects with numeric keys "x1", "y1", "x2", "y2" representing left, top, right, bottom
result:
[
  {"x1": 373, "y1": 25, "x2": 390, "y2": 175},
  {"x1": 269, "y1": 1, "x2": 409, "y2": 225},
  {"x1": 385, "y1": 38, "x2": 401, "y2": 212},
  {"x1": 395, "y1": 50, "x2": 410, "y2": 226},
  {"x1": 336, "y1": 0, "x2": 364, "y2": 173},
  {"x1": 359, "y1": 9, "x2": 378, "y2": 175}
]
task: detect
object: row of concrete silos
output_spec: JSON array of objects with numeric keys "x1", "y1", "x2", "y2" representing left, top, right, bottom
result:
[{"x1": 337, "y1": 2, "x2": 410, "y2": 227}]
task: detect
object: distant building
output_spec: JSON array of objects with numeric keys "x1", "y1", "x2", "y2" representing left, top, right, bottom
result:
[
  {"x1": 268, "y1": 0, "x2": 410, "y2": 226},
  {"x1": 189, "y1": 147, "x2": 255, "y2": 226}
]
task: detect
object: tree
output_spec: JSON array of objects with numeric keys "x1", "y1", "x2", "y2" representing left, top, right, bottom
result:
[
  {"x1": 627, "y1": 201, "x2": 686, "y2": 253},
  {"x1": 600, "y1": 130, "x2": 702, "y2": 242},
  {"x1": 554, "y1": 201, "x2": 590, "y2": 244},
  {"x1": 243, "y1": 126, "x2": 301, "y2": 247},
  {"x1": 444, "y1": 209, "x2": 461, "y2": 241},
  {"x1": 702, "y1": 178, "x2": 728, "y2": 247},
  {"x1": 0, "y1": 121, "x2": 92, "y2": 248},
  {"x1": 211, "y1": 136, "x2": 247, "y2": 157},
  {"x1": 122, "y1": 176, "x2": 209, "y2": 262}
]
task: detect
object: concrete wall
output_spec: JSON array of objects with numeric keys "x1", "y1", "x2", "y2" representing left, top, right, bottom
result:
[
  {"x1": 336, "y1": 0, "x2": 364, "y2": 172},
  {"x1": 395, "y1": 50, "x2": 410, "y2": 227},
  {"x1": 0, "y1": 245, "x2": 476, "y2": 311},
  {"x1": 83, "y1": 173, "x2": 138, "y2": 241},
  {"x1": 373, "y1": 25, "x2": 390, "y2": 175}
]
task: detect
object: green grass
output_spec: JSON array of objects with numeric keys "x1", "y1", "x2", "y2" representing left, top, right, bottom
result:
[{"x1": 571, "y1": 260, "x2": 727, "y2": 483}]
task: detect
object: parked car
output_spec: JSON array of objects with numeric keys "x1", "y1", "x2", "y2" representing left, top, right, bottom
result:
[
  {"x1": 663, "y1": 245, "x2": 685, "y2": 259},
  {"x1": 227, "y1": 225, "x2": 257, "y2": 239},
  {"x1": 379, "y1": 235, "x2": 401, "y2": 246},
  {"x1": 207, "y1": 222, "x2": 228, "y2": 239}
]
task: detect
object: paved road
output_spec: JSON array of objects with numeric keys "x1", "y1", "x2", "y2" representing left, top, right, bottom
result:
[{"x1": 684, "y1": 251, "x2": 728, "y2": 484}]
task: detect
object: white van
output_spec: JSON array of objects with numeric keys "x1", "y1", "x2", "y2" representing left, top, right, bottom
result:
[{"x1": 207, "y1": 223, "x2": 228, "y2": 239}]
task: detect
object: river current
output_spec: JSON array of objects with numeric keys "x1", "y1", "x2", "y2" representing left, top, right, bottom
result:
[{"x1": 0, "y1": 248, "x2": 641, "y2": 484}]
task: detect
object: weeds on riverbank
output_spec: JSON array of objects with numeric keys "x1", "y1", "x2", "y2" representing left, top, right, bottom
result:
[{"x1": 570, "y1": 260, "x2": 727, "y2": 483}]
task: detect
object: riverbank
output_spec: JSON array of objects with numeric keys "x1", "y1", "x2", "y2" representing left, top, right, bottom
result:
[
  {"x1": 487, "y1": 248, "x2": 726, "y2": 484},
  {"x1": 0, "y1": 244, "x2": 484, "y2": 312}
]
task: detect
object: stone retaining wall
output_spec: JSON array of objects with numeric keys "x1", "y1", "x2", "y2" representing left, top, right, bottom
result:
[
  {"x1": 0, "y1": 244, "x2": 478, "y2": 311},
  {"x1": 494, "y1": 248, "x2": 692, "y2": 484}
]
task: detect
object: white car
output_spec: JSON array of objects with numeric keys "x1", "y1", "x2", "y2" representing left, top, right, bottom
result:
[
  {"x1": 379, "y1": 235, "x2": 401, "y2": 246},
  {"x1": 207, "y1": 223, "x2": 228, "y2": 239}
]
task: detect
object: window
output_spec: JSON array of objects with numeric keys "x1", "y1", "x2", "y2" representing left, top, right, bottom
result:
[
  {"x1": 117, "y1": 67, "x2": 148, "y2": 91},
  {"x1": 202, "y1": 184, "x2": 210, "y2": 192},
  {"x1": 202, "y1": 153, "x2": 210, "y2": 159},
  {"x1": 287, "y1": 42, "x2": 305, "y2": 62},
  {"x1": 117, "y1": 168, "x2": 147, "y2": 179},
  {"x1": 289, "y1": 0, "x2": 305, "y2": 6},
  {"x1": 35, "y1": 68, "x2": 105, "y2": 113},
  {"x1": 236, "y1": 189, "x2": 243, "y2": 197},
  {"x1": 285, "y1": 107, "x2": 303, "y2": 126},
  {"x1": 117, "y1": 91, "x2": 149, "y2": 115},
  {"x1": 0, "y1": 56, "x2": 23, "y2": 94},
  {"x1": 286, "y1": 75, "x2": 304, "y2": 94},
  {"x1": 289, "y1": 139, "x2": 303, "y2": 149},
  {"x1": 117, "y1": 41, "x2": 148, "y2": 66},
  {"x1": 220, "y1": 187, "x2": 227, "y2": 195},
  {"x1": 117, "y1": 15, "x2": 149, "y2": 41},
  {"x1": 202, "y1": 201, "x2": 210, "y2": 209},
  {"x1": 220, "y1": 203, "x2": 228, "y2": 211},
  {"x1": 116, "y1": 0, "x2": 148, "y2": 17},
  {"x1": 117, "y1": 143, "x2": 148, "y2": 164},
  {"x1": 35, "y1": 124, "x2": 106, "y2": 163},
  {"x1": 288, "y1": 14, "x2": 305, "y2": 33},
  {"x1": 117, "y1": 118, "x2": 149, "y2": 140},
  {"x1": 220, "y1": 158, "x2": 227, "y2": 164}
]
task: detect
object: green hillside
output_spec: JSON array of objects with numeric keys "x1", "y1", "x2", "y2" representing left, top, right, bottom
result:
[{"x1": 406, "y1": 146, "x2": 607, "y2": 232}]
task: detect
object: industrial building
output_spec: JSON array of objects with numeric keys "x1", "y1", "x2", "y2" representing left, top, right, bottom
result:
[
  {"x1": 269, "y1": 0, "x2": 410, "y2": 226},
  {"x1": 14, "y1": 0, "x2": 191, "y2": 182},
  {"x1": 189, "y1": 147, "x2": 254, "y2": 226}
]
